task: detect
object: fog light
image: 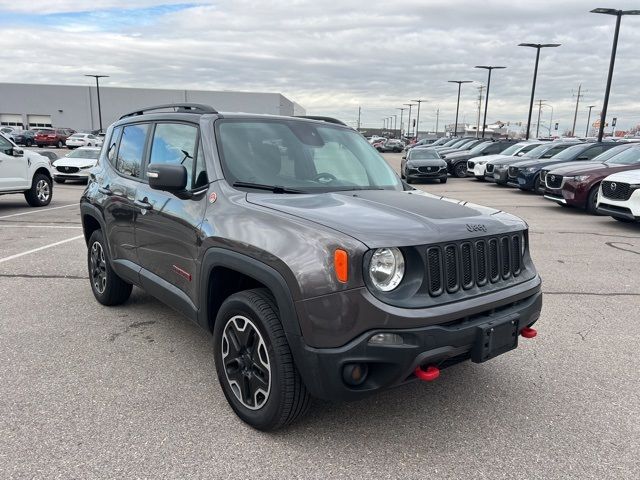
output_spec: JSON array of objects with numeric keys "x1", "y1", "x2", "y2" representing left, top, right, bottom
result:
[
  {"x1": 342, "y1": 363, "x2": 368, "y2": 386},
  {"x1": 368, "y1": 333, "x2": 403, "y2": 345}
]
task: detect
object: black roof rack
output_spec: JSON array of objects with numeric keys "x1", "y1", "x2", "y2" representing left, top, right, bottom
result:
[
  {"x1": 119, "y1": 103, "x2": 218, "y2": 120},
  {"x1": 294, "y1": 116, "x2": 347, "y2": 126}
]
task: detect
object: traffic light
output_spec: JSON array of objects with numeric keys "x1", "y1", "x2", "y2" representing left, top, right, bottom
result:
[
  {"x1": 612, "y1": 117, "x2": 617, "y2": 127},
  {"x1": 554, "y1": 123, "x2": 559, "y2": 131}
]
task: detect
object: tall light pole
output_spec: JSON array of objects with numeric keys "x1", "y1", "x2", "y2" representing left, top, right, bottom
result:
[
  {"x1": 448, "y1": 80, "x2": 472, "y2": 138},
  {"x1": 518, "y1": 43, "x2": 561, "y2": 140},
  {"x1": 535, "y1": 99, "x2": 547, "y2": 138},
  {"x1": 85, "y1": 74, "x2": 109, "y2": 132},
  {"x1": 411, "y1": 99, "x2": 426, "y2": 139},
  {"x1": 474, "y1": 66, "x2": 506, "y2": 138},
  {"x1": 571, "y1": 84, "x2": 585, "y2": 136},
  {"x1": 357, "y1": 106, "x2": 361, "y2": 131},
  {"x1": 591, "y1": 8, "x2": 640, "y2": 142},
  {"x1": 393, "y1": 114, "x2": 398, "y2": 137},
  {"x1": 586, "y1": 105, "x2": 596, "y2": 137},
  {"x1": 404, "y1": 103, "x2": 415, "y2": 139},
  {"x1": 396, "y1": 108, "x2": 405, "y2": 138}
]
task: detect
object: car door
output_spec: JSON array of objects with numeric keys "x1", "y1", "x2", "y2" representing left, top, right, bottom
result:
[
  {"x1": 0, "y1": 135, "x2": 29, "y2": 190},
  {"x1": 134, "y1": 122, "x2": 208, "y2": 308},
  {"x1": 101, "y1": 124, "x2": 149, "y2": 279}
]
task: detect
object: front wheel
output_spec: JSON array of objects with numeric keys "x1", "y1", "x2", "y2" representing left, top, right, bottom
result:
[
  {"x1": 213, "y1": 289, "x2": 310, "y2": 431},
  {"x1": 26, "y1": 139, "x2": 33, "y2": 147},
  {"x1": 453, "y1": 163, "x2": 467, "y2": 178},
  {"x1": 24, "y1": 173, "x2": 52, "y2": 207},
  {"x1": 56, "y1": 140, "x2": 63, "y2": 148},
  {"x1": 586, "y1": 185, "x2": 600, "y2": 214},
  {"x1": 87, "y1": 230, "x2": 132, "y2": 305},
  {"x1": 440, "y1": 177, "x2": 447, "y2": 184}
]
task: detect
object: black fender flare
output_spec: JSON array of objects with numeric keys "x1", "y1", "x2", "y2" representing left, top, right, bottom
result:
[
  {"x1": 80, "y1": 203, "x2": 107, "y2": 245},
  {"x1": 198, "y1": 248, "x2": 301, "y2": 337}
]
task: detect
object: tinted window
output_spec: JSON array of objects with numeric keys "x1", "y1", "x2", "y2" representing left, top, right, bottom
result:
[
  {"x1": 409, "y1": 149, "x2": 440, "y2": 160},
  {"x1": 579, "y1": 146, "x2": 607, "y2": 160},
  {"x1": 107, "y1": 127, "x2": 122, "y2": 165},
  {"x1": 148, "y1": 123, "x2": 198, "y2": 187},
  {"x1": 605, "y1": 147, "x2": 640, "y2": 165},
  {"x1": 117, "y1": 124, "x2": 148, "y2": 178}
]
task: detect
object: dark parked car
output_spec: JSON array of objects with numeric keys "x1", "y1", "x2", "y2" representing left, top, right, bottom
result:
[
  {"x1": 400, "y1": 147, "x2": 447, "y2": 183},
  {"x1": 9, "y1": 130, "x2": 36, "y2": 146},
  {"x1": 376, "y1": 139, "x2": 405, "y2": 152},
  {"x1": 487, "y1": 141, "x2": 582, "y2": 185},
  {"x1": 405, "y1": 137, "x2": 443, "y2": 151},
  {"x1": 507, "y1": 142, "x2": 618, "y2": 192},
  {"x1": 35, "y1": 128, "x2": 75, "y2": 148},
  {"x1": 445, "y1": 139, "x2": 518, "y2": 178},
  {"x1": 543, "y1": 144, "x2": 640, "y2": 213},
  {"x1": 81, "y1": 103, "x2": 542, "y2": 430}
]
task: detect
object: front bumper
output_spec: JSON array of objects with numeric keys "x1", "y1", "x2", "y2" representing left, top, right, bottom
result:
[
  {"x1": 406, "y1": 167, "x2": 447, "y2": 181},
  {"x1": 490, "y1": 167, "x2": 509, "y2": 184},
  {"x1": 597, "y1": 188, "x2": 640, "y2": 220},
  {"x1": 470, "y1": 162, "x2": 487, "y2": 177},
  {"x1": 543, "y1": 181, "x2": 589, "y2": 207},
  {"x1": 289, "y1": 289, "x2": 542, "y2": 401},
  {"x1": 512, "y1": 171, "x2": 539, "y2": 191},
  {"x1": 54, "y1": 172, "x2": 90, "y2": 180}
]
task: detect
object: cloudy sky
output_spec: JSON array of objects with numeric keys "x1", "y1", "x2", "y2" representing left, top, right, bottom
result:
[{"x1": 1, "y1": 0, "x2": 639, "y2": 133}]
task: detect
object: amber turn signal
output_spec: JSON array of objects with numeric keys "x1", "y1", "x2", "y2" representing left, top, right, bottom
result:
[{"x1": 334, "y1": 249, "x2": 348, "y2": 283}]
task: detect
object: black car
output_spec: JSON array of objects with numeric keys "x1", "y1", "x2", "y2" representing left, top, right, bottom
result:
[
  {"x1": 400, "y1": 147, "x2": 447, "y2": 183},
  {"x1": 9, "y1": 130, "x2": 36, "y2": 147},
  {"x1": 507, "y1": 142, "x2": 619, "y2": 192},
  {"x1": 81, "y1": 103, "x2": 541, "y2": 430},
  {"x1": 377, "y1": 139, "x2": 405, "y2": 152},
  {"x1": 445, "y1": 140, "x2": 518, "y2": 178}
]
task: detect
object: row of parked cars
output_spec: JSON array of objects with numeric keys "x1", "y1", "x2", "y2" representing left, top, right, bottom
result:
[
  {"x1": 400, "y1": 134, "x2": 640, "y2": 223},
  {"x1": 0, "y1": 126, "x2": 103, "y2": 149}
]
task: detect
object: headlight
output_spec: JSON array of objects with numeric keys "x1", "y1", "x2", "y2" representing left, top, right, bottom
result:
[
  {"x1": 477, "y1": 160, "x2": 487, "y2": 165},
  {"x1": 80, "y1": 165, "x2": 93, "y2": 169},
  {"x1": 525, "y1": 167, "x2": 537, "y2": 172},
  {"x1": 572, "y1": 175, "x2": 590, "y2": 182},
  {"x1": 368, "y1": 247, "x2": 405, "y2": 292}
]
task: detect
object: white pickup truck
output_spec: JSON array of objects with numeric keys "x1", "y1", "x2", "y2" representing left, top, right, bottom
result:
[{"x1": 0, "y1": 133, "x2": 54, "y2": 207}]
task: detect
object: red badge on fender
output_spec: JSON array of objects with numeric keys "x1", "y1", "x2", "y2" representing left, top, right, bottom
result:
[{"x1": 209, "y1": 192, "x2": 217, "y2": 203}]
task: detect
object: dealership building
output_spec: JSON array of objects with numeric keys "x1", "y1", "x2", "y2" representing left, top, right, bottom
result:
[{"x1": 0, "y1": 82, "x2": 305, "y2": 132}]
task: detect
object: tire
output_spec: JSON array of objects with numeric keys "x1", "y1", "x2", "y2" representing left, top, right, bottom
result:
[
  {"x1": 37, "y1": 144, "x2": 43, "y2": 148},
  {"x1": 24, "y1": 173, "x2": 52, "y2": 207},
  {"x1": 406, "y1": 177, "x2": 413, "y2": 184},
  {"x1": 586, "y1": 185, "x2": 600, "y2": 215},
  {"x1": 87, "y1": 230, "x2": 133, "y2": 306},
  {"x1": 213, "y1": 288, "x2": 310, "y2": 431},
  {"x1": 54, "y1": 178, "x2": 66, "y2": 184},
  {"x1": 533, "y1": 174, "x2": 541, "y2": 193},
  {"x1": 26, "y1": 139, "x2": 33, "y2": 147},
  {"x1": 440, "y1": 178, "x2": 447, "y2": 184},
  {"x1": 57, "y1": 140, "x2": 63, "y2": 148},
  {"x1": 453, "y1": 162, "x2": 467, "y2": 178}
]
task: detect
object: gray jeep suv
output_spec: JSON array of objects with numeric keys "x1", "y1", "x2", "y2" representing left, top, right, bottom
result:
[{"x1": 80, "y1": 104, "x2": 542, "y2": 430}]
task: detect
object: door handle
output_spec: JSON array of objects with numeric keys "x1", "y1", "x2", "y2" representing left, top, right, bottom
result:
[
  {"x1": 134, "y1": 199, "x2": 153, "y2": 211},
  {"x1": 98, "y1": 186, "x2": 113, "y2": 195}
]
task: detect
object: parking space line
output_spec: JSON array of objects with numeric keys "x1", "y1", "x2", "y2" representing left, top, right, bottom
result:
[
  {"x1": 0, "y1": 204, "x2": 77, "y2": 220},
  {"x1": 0, "y1": 235, "x2": 84, "y2": 264}
]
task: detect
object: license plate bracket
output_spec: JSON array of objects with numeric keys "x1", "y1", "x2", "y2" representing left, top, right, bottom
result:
[{"x1": 471, "y1": 315, "x2": 519, "y2": 363}]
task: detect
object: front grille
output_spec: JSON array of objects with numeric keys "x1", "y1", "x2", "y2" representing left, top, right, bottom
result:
[
  {"x1": 468, "y1": 161, "x2": 475, "y2": 169},
  {"x1": 508, "y1": 166, "x2": 518, "y2": 179},
  {"x1": 602, "y1": 181, "x2": 632, "y2": 201},
  {"x1": 56, "y1": 166, "x2": 79, "y2": 173},
  {"x1": 546, "y1": 174, "x2": 563, "y2": 189},
  {"x1": 424, "y1": 234, "x2": 524, "y2": 297},
  {"x1": 418, "y1": 166, "x2": 437, "y2": 173},
  {"x1": 486, "y1": 164, "x2": 494, "y2": 173}
]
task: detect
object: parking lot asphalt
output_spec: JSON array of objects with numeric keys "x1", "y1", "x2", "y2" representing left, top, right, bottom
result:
[{"x1": 1, "y1": 153, "x2": 638, "y2": 479}]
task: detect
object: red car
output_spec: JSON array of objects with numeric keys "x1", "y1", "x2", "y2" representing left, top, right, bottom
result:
[
  {"x1": 35, "y1": 128, "x2": 75, "y2": 148},
  {"x1": 542, "y1": 144, "x2": 640, "y2": 213}
]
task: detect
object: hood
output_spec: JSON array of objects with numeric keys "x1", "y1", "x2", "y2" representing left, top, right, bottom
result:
[
  {"x1": 406, "y1": 158, "x2": 446, "y2": 167},
  {"x1": 472, "y1": 153, "x2": 507, "y2": 164},
  {"x1": 542, "y1": 161, "x2": 595, "y2": 173},
  {"x1": 487, "y1": 156, "x2": 524, "y2": 167},
  {"x1": 544, "y1": 162, "x2": 615, "y2": 176},
  {"x1": 445, "y1": 150, "x2": 472, "y2": 160},
  {"x1": 246, "y1": 189, "x2": 525, "y2": 248},
  {"x1": 602, "y1": 169, "x2": 640, "y2": 183},
  {"x1": 53, "y1": 157, "x2": 98, "y2": 167}
]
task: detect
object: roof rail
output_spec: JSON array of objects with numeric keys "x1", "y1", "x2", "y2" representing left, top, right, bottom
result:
[
  {"x1": 294, "y1": 115, "x2": 347, "y2": 126},
  {"x1": 119, "y1": 103, "x2": 218, "y2": 120}
]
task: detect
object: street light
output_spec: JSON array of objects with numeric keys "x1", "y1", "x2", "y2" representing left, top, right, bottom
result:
[
  {"x1": 590, "y1": 8, "x2": 640, "y2": 141},
  {"x1": 396, "y1": 107, "x2": 406, "y2": 138},
  {"x1": 447, "y1": 80, "x2": 472, "y2": 137},
  {"x1": 474, "y1": 66, "x2": 506, "y2": 138},
  {"x1": 85, "y1": 74, "x2": 109, "y2": 133},
  {"x1": 411, "y1": 99, "x2": 426, "y2": 139},
  {"x1": 586, "y1": 105, "x2": 596, "y2": 137},
  {"x1": 404, "y1": 103, "x2": 415, "y2": 139},
  {"x1": 518, "y1": 43, "x2": 561, "y2": 140}
]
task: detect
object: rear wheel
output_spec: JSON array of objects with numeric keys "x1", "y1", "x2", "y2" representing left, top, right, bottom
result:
[
  {"x1": 440, "y1": 177, "x2": 447, "y2": 184},
  {"x1": 25, "y1": 139, "x2": 33, "y2": 147},
  {"x1": 87, "y1": 230, "x2": 132, "y2": 306},
  {"x1": 56, "y1": 140, "x2": 63, "y2": 148},
  {"x1": 24, "y1": 173, "x2": 52, "y2": 207},
  {"x1": 213, "y1": 289, "x2": 310, "y2": 431},
  {"x1": 586, "y1": 184, "x2": 600, "y2": 215},
  {"x1": 453, "y1": 163, "x2": 467, "y2": 178}
]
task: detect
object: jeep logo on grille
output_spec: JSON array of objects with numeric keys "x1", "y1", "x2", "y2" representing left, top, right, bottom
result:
[
  {"x1": 466, "y1": 224, "x2": 487, "y2": 232},
  {"x1": 610, "y1": 182, "x2": 617, "y2": 191}
]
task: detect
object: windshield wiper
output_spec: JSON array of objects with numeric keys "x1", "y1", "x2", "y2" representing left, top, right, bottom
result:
[{"x1": 232, "y1": 181, "x2": 305, "y2": 194}]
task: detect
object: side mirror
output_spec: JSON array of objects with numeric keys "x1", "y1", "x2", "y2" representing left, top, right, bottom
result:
[
  {"x1": 401, "y1": 155, "x2": 406, "y2": 159},
  {"x1": 147, "y1": 163, "x2": 187, "y2": 192},
  {"x1": 3, "y1": 147, "x2": 23, "y2": 157}
]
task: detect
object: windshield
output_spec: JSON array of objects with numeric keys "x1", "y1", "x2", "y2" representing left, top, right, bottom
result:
[
  {"x1": 216, "y1": 119, "x2": 402, "y2": 192},
  {"x1": 605, "y1": 146, "x2": 640, "y2": 165},
  {"x1": 66, "y1": 149, "x2": 100, "y2": 159},
  {"x1": 595, "y1": 144, "x2": 633, "y2": 163},
  {"x1": 409, "y1": 149, "x2": 440, "y2": 160},
  {"x1": 550, "y1": 144, "x2": 587, "y2": 161},
  {"x1": 522, "y1": 143, "x2": 571, "y2": 159},
  {"x1": 500, "y1": 143, "x2": 527, "y2": 156},
  {"x1": 468, "y1": 142, "x2": 491, "y2": 154}
]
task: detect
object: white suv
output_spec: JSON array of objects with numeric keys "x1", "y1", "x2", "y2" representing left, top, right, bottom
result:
[
  {"x1": 596, "y1": 169, "x2": 640, "y2": 222},
  {"x1": 0, "y1": 133, "x2": 54, "y2": 207}
]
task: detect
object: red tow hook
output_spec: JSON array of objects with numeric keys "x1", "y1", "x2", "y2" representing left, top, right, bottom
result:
[
  {"x1": 520, "y1": 327, "x2": 537, "y2": 339},
  {"x1": 414, "y1": 365, "x2": 440, "y2": 382}
]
